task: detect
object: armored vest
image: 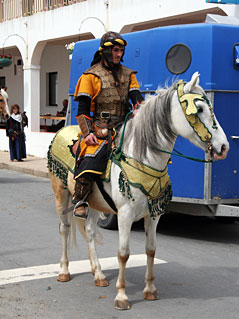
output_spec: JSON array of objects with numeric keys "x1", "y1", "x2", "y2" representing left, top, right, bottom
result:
[{"x1": 84, "y1": 63, "x2": 135, "y2": 119}]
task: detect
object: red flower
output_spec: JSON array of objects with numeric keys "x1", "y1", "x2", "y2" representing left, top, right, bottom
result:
[{"x1": 0, "y1": 54, "x2": 12, "y2": 59}]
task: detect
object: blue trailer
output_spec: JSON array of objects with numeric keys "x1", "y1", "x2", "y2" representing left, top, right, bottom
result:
[{"x1": 68, "y1": 22, "x2": 239, "y2": 218}]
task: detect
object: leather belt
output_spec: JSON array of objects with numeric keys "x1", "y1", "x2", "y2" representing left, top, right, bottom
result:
[{"x1": 95, "y1": 113, "x2": 124, "y2": 123}]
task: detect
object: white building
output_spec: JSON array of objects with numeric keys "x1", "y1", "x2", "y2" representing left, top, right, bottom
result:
[{"x1": 0, "y1": 0, "x2": 238, "y2": 158}]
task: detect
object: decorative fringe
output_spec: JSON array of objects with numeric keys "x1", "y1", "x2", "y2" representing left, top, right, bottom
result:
[
  {"x1": 147, "y1": 183, "x2": 173, "y2": 219},
  {"x1": 47, "y1": 143, "x2": 68, "y2": 186},
  {"x1": 119, "y1": 170, "x2": 134, "y2": 200}
]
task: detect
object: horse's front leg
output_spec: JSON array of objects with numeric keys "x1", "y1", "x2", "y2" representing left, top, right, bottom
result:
[
  {"x1": 50, "y1": 173, "x2": 72, "y2": 282},
  {"x1": 114, "y1": 206, "x2": 134, "y2": 310},
  {"x1": 85, "y1": 210, "x2": 109, "y2": 287},
  {"x1": 143, "y1": 214, "x2": 160, "y2": 300}
]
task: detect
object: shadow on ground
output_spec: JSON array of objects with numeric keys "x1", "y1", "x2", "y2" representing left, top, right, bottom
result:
[{"x1": 131, "y1": 212, "x2": 239, "y2": 244}]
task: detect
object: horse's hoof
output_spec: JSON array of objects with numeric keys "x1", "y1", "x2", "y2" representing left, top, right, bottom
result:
[
  {"x1": 114, "y1": 299, "x2": 130, "y2": 310},
  {"x1": 144, "y1": 290, "x2": 159, "y2": 301},
  {"x1": 94, "y1": 278, "x2": 109, "y2": 287},
  {"x1": 57, "y1": 273, "x2": 71, "y2": 282}
]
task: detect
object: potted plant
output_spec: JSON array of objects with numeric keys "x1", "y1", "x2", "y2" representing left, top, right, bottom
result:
[
  {"x1": 0, "y1": 54, "x2": 13, "y2": 67},
  {"x1": 65, "y1": 42, "x2": 75, "y2": 60}
]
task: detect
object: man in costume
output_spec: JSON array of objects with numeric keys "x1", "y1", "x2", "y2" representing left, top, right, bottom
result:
[{"x1": 73, "y1": 31, "x2": 144, "y2": 218}]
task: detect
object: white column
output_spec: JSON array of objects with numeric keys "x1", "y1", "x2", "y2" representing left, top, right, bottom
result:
[{"x1": 23, "y1": 64, "x2": 41, "y2": 132}]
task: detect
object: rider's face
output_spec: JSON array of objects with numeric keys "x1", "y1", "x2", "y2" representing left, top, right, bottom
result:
[{"x1": 111, "y1": 45, "x2": 124, "y2": 64}]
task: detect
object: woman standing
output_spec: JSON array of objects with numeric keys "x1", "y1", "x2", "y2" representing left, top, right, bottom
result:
[{"x1": 6, "y1": 104, "x2": 28, "y2": 162}]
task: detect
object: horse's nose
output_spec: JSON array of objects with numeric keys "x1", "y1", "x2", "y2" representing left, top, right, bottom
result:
[
  {"x1": 218, "y1": 144, "x2": 228, "y2": 160},
  {"x1": 221, "y1": 144, "x2": 226, "y2": 155}
]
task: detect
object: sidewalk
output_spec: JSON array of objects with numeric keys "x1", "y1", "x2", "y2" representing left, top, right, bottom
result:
[{"x1": 0, "y1": 151, "x2": 49, "y2": 179}]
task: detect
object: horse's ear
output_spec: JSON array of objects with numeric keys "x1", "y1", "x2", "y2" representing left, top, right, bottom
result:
[{"x1": 184, "y1": 72, "x2": 200, "y2": 93}]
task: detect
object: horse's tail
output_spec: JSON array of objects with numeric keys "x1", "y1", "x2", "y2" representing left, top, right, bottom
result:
[
  {"x1": 71, "y1": 215, "x2": 103, "y2": 248},
  {"x1": 72, "y1": 217, "x2": 87, "y2": 244}
]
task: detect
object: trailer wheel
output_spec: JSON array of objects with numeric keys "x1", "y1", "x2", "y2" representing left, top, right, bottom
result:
[{"x1": 98, "y1": 213, "x2": 118, "y2": 230}]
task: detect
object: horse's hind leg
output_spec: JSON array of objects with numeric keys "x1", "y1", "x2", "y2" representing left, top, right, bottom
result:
[
  {"x1": 49, "y1": 172, "x2": 72, "y2": 282},
  {"x1": 143, "y1": 215, "x2": 160, "y2": 301},
  {"x1": 85, "y1": 211, "x2": 109, "y2": 287}
]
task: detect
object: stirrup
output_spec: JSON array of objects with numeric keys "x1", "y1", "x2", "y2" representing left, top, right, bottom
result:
[{"x1": 73, "y1": 200, "x2": 89, "y2": 219}]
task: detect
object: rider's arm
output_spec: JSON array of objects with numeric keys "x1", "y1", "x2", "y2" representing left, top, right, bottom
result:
[
  {"x1": 129, "y1": 73, "x2": 144, "y2": 110},
  {"x1": 74, "y1": 74, "x2": 100, "y2": 144}
]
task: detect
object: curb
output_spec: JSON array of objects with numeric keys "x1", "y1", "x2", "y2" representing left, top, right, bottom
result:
[{"x1": 0, "y1": 163, "x2": 49, "y2": 179}]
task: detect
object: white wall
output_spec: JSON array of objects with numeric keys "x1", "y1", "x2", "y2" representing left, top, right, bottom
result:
[
  {"x1": 1, "y1": 0, "x2": 239, "y2": 158},
  {"x1": 0, "y1": 56, "x2": 24, "y2": 109},
  {"x1": 40, "y1": 44, "x2": 71, "y2": 116}
]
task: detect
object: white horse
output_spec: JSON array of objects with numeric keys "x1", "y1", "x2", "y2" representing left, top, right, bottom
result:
[
  {"x1": 48, "y1": 72, "x2": 229, "y2": 310},
  {"x1": 0, "y1": 88, "x2": 10, "y2": 119}
]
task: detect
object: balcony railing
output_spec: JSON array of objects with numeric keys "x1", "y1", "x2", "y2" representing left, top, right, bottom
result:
[{"x1": 0, "y1": 0, "x2": 86, "y2": 22}]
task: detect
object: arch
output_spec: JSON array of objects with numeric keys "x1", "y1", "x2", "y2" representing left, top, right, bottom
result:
[
  {"x1": 1, "y1": 34, "x2": 28, "y2": 63},
  {"x1": 31, "y1": 41, "x2": 47, "y2": 66}
]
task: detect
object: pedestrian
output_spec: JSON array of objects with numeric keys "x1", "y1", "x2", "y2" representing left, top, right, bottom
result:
[
  {"x1": 72, "y1": 31, "x2": 144, "y2": 218},
  {"x1": 6, "y1": 104, "x2": 28, "y2": 162}
]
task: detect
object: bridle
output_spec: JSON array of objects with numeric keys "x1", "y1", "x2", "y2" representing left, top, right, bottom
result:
[{"x1": 177, "y1": 80, "x2": 218, "y2": 161}]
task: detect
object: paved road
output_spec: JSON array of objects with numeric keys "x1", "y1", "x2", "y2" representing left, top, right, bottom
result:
[{"x1": 0, "y1": 169, "x2": 239, "y2": 319}]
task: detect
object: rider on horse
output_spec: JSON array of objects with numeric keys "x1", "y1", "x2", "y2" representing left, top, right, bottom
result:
[{"x1": 73, "y1": 31, "x2": 144, "y2": 218}]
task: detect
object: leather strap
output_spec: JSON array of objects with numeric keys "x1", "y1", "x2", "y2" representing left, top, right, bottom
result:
[{"x1": 77, "y1": 115, "x2": 90, "y2": 138}]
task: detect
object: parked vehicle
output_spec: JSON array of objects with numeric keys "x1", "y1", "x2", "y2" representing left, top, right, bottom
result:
[{"x1": 68, "y1": 20, "x2": 239, "y2": 228}]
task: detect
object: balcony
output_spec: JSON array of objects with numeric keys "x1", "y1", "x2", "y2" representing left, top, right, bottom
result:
[{"x1": 0, "y1": 0, "x2": 86, "y2": 22}]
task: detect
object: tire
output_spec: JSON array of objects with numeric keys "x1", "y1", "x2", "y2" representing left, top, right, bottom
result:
[
  {"x1": 98, "y1": 213, "x2": 118, "y2": 230},
  {"x1": 215, "y1": 216, "x2": 239, "y2": 224}
]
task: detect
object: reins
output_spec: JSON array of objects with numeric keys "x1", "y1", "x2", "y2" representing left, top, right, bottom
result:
[
  {"x1": 114, "y1": 110, "x2": 133, "y2": 160},
  {"x1": 152, "y1": 146, "x2": 212, "y2": 163},
  {"x1": 114, "y1": 79, "x2": 216, "y2": 164}
]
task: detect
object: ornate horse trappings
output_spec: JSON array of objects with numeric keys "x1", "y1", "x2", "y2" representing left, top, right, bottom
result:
[{"x1": 48, "y1": 72, "x2": 229, "y2": 310}]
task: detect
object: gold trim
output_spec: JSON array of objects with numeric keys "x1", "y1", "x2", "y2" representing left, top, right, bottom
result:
[
  {"x1": 115, "y1": 39, "x2": 125, "y2": 46},
  {"x1": 75, "y1": 170, "x2": 102, "y2": 180},
  {"x1": 177, "y1": 81, "x2": 212, "y2": 142},
  {"x1": 50, "y1": 126, "x2": 80, "y2": 172}
]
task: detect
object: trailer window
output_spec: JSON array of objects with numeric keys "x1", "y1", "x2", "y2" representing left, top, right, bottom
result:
[{"x1": 166, "y1": 44, "x2": 191, "y2": 75}]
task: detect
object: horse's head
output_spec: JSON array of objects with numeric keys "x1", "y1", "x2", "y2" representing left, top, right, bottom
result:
[
  {"x1": 171, "y1": 72, "x2": 229, "y2": 161},
  {"x1": 0, "y1": 88, "x2": 9, "y2": 118}
]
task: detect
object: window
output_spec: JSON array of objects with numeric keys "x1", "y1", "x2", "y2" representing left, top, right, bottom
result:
[
  {"x1": 0, "y1": 76, "x2": 6, "y2": 88},
  {"x1": 166, "y1": 44, "x2": 192, "y2": 75},
  {"x1": 48, "y1": 72, "x2": 58, "y2": 106}
]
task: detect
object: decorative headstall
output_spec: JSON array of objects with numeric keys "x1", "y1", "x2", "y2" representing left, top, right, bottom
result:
[{"x1": 177, "y1": 80, "x2": 218, "y2": 159}]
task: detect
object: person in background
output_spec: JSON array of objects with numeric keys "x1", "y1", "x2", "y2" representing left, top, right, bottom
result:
[
  {"x1": 73, "y1": 31, "x2": 144, "y2": 218},
  {"x1": 48, "y1": 99, "x2": 68, "y2": 132},
  {"x1": 6, "y1": 104, "x2": 28, "y2": 162},
  {"x1": 56, "y1": 99, "x2": 68, "y2": 117}
]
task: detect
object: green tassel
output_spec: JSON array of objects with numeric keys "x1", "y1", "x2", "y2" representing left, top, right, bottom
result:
[
  {"x1": 47, "y1": 144, "x2": 68, "y2": 186},
  {"x1": 147, "y1": 184, "x2": 173, "y2": 218},
  {"x1": 118, "y1": 171, "x2": 134, "y2": 200}
]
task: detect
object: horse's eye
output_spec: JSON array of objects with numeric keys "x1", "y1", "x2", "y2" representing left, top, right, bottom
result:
[{"x1": 197, "y1": 107, "x2": 203, "y2": 113}]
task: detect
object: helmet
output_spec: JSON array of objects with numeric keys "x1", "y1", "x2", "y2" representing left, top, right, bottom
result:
[
  {"x1": 99, "y1": 31, "x2": 127, "y2": 52},
  {"x1": 91, "y1": 31, "x2": 127, "y2": 66}
]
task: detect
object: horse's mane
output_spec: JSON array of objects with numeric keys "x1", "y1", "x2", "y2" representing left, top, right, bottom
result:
[{"x1": 122, "y1": 82, "x2": 178, "y2": 161}]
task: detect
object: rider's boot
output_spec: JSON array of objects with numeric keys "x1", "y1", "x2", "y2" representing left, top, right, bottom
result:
[{"x1": 72, "y1": 176, "x2": 93, "y2": 218}]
